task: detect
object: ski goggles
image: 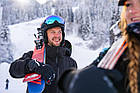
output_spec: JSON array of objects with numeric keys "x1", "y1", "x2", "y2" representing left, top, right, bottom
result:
[
  {"x1": 126, "y1": 22, "x2": 140, "y2": 35},
  {"x1": 44, "y1": 15, "x2": 65, "y2": 25}
]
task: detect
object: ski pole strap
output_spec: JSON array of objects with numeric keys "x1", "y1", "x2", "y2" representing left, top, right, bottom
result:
[{"x1": 97, "y1": 37, "x2": 128, "y2": 70}]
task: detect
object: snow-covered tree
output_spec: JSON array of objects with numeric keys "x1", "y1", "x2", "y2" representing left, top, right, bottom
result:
[
  {"x1": 1, "y1": 0, "x2": 121, "y2": 52},
  {"x1": 0, "y1": 22, "x2": 13, "y2": 63}
]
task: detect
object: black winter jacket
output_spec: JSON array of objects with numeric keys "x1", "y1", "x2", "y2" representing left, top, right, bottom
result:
[
  {"x1": 91, "y1": 48, "x2": 140, "y2": 93},
  {"x1": 58, "y1": 48, "x2": 139, "y2": 93},
  {"x1": 9, "y1": 45, "x2": 77, "y2": 93},
  {"x1": 112, "y1": 49, "x2": 140, "y2": 93}
]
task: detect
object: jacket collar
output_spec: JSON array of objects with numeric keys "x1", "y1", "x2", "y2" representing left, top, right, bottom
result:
[{"x1": 46, "y1": 46, "x2": 71, "y2": 58}]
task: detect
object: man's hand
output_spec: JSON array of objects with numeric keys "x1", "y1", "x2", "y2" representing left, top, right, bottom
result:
[
  {"x1": 26, "y1": 59, "x2": 40, "y2": 72},
  {"x1": 34, "y1": 64, "x2": 55, "y2": 83},
  {"x1": 26, "y1": 59, "x2": 55, "y2": 84}
]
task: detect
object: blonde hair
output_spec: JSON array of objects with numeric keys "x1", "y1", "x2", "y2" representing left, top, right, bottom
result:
[{"x1": 119, "y1": 6, "x2": 140, "y2": 93}]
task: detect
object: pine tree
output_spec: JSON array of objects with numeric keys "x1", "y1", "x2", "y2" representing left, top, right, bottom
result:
[{"x1": 0, "y1": 22, "x2": 13, "y2": 63}]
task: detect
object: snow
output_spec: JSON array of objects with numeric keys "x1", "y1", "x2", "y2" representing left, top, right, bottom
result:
[
  {"x1": 0, "y1": 18, "x2": 106, "y2": 93},
  {"x1": 0, "y1": 63, "x2": 26, "y2": 93}
]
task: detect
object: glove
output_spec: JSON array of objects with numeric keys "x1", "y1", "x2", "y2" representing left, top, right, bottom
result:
[
  {"x1": 26, "y1": 59, "x2": 41, "y2": 72},
  {"x1": 103, "y1": 69, "x2": 123, "y2": 82},
  {"x1": 58, "y1": 66, "x2": 117, "y2": 93},
  {"x1": 26, "y1": 59, "x2": 55, "y2": 84},
  {"x1": 58, "y1": 68, "x2": 77, "y2": 92},
  {"x1": 34, "y1": 64, "x2": 56, "y2": 84},
  {"x1": 102, "y1": 69, "x2": 124, "y2": 92}
]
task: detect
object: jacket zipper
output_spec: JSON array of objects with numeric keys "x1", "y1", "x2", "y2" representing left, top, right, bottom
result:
[{"x1": 56, "y1": 47, "x2": 59, "y2": 93}]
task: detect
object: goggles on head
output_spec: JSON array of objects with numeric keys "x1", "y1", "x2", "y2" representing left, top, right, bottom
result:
[{"x1": 44, "y1": 15, "x2": 65, "y2": 25}]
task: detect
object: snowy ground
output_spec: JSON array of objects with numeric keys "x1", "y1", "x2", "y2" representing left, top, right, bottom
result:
[{"x1": 0, "y1": 18, "x2": 108, "y2": 93}]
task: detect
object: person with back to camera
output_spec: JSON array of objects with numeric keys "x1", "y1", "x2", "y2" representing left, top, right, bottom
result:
[{"x1": 58, "y1": 0, "x2": 140, "y2": 93}]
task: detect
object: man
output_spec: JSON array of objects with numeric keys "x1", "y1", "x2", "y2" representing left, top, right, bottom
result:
[{"x1": 9, "y1": 15, "x2": 77, "y2": 93}]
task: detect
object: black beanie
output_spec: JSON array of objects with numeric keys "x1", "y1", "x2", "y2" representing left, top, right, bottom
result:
[{"x1": 118, "y1": 0, "x2": 126, "y2": 6}]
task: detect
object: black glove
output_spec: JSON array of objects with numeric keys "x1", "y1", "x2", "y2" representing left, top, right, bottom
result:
[
  {"x1": 26, "y1": 59, "x2": 41, "y2": 72},
  {"x1": 58, "y1": 66, "x2": 117, "y2": 93},
  {"x1": 34, "y1": 64, "x2": 56, "y2": 84},
  {"x1": 58, "y1": 68, "x2": 77, "y2": 92},
  {"x1": 102, "y1": 69, "x2": 124, "y2": 93},
  {"x1": 103, "y1": 69, "x2": 123, "y2": 82},
  {"x1": 26, "y1": 60, "x2": 55, "y2": 84}
]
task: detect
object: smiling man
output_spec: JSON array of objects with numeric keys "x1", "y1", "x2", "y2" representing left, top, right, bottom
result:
[
  {"x1": 47, "y1": 27, "x2": 63, "y2": 46},
  {"x1": 9, "y1": 15, "x2": 77, "y2": 93}
]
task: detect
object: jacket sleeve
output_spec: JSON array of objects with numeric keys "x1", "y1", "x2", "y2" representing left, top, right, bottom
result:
[
  {"x1": 69, "y1": 58, "x2": 78, "y2": 69},
  {"x1": 9, "y1": 51, "x2": 33, "y2": 78},
  {"x1": 87, "y1": 47, "x2": 111, "y2": 67}
]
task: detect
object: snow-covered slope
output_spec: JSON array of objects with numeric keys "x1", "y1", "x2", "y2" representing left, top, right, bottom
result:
[{"x1": 0, "y1": 63, "x2": 26, "y2": 93}]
